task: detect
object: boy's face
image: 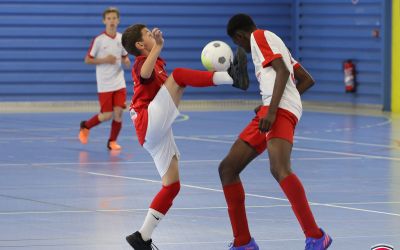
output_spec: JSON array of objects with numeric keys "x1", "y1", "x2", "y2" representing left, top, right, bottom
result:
[
  {"x1": 139, "y1": 28, "x2": 156, "y2": 52},
  {"x1": 103, "y1": 12, "x2": 120, "y2": 29},
  {"x1": 231, "y1": 31, "x2": 251, "y2": 53}
]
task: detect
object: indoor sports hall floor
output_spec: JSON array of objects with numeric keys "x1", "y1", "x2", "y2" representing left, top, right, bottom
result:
[{"x1": 0, "y1": 103, "x2": 399, "y2": 249}]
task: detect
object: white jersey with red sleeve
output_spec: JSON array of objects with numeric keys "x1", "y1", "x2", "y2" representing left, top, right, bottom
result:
[
  {"x1": 250, "y1": 29, "x2": 302, "y2": 120},
  {"x1": 87, "y1": 32, "x2": 128, "y2": 93},
  {"x1": 290, "y1": 54, "x2": 301, "y2": 70}
]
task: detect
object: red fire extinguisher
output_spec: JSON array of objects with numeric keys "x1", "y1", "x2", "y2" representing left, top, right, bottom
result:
[{"x1": 343, "y1": 59, "x2": 356, "y2": 93}]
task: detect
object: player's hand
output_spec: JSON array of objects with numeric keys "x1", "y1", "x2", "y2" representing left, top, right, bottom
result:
[
  {"x1": 258, "y1": 111, "x2": 276, "y2": 133},
  {"x1": 122, "y1": 56, "x2": 131, "y2": 68},
  {"x1": 152, "y1": 28, "x2": 164, "y2": 46},
  {"x1": 104, "y1": 54, "x2": 117, "y2": 64},
  {"x1": 254, "y1": 105, "x2": 262, "y2": 114}
]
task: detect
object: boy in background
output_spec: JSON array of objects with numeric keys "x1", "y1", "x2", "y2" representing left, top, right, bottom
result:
[{"x1": 79, "y1": 7, "x2": 131, "y2": 150}]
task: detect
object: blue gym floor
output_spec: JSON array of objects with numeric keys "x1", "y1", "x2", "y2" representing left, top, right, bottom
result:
[{"x1": 0, "y1": 109, "x2": 399, "y2": 249}]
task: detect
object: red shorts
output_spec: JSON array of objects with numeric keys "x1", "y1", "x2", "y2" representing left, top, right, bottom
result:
[
  {"x1": 239, "y1": 106, "x2": 298, "y2": 154},
  {"x1": 98, "y1": 88, "x2": 127, "y2": 113}
]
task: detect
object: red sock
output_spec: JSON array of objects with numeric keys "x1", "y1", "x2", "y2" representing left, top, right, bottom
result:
[
  {"x1": 280, "y1": 174, "x2": 323, "y2": 238},
  {"x1": 150, "y1": 181, "x2": 180, "y2": 215},
  {"x1": 223, "y1": 182, "x2": 251, "y2": 246},
  {"x1": 84, "y1": 114, "x2": 101, "y2": 129},
  {"x1": 172, "y1": 68, "x2": 214, "y2": 87},
  {"x1": 109, "y1": 120, "x2": 122, "y2": 141}
]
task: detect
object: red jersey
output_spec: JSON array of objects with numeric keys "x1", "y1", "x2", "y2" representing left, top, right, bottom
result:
[{"x1": 130, "y1": 56, "x2": 168, "y2": 145}]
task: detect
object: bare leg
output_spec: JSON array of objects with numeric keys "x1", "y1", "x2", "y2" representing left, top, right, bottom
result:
[
  {"x1": 219, "y1": 138, "x2": 260, "y2": 246},
  {"x1": 268, "y1": 138, "x2": 322, "y2": 239},
  {"x1": 267, "y1": 138, "x2": 293, "y2": 182},
  {"x1": 98, "y1": 112, "x2": 113, "y2": 122},
  {"x1": 162, "y1": 155, "x2": 180, "y2": 185},
  {"x1": 219, "y1": 139, "x2": 259, "y2": 185},
  {"x1": 163, "y1": 75, "x2": 185, "y2": 107},
  {"x1": 112, "y1": 106, "x2": 124, "y2": 122}
]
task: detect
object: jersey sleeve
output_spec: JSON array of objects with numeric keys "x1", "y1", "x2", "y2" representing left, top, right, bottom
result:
[
  {"x1": 252, "y1": 30, "x2": 283, "y2": 68},
  {"x1": 121, "y1": 46, "x2": 129, "y2": 57},
  {"x1": 133, "y1": 57, "x2": 155, "y2": 84},
  {"x1": 87, "y1": 37, "x2": 99, "y2": 58},
  {"x1": 290, "y1": 54, "x2": 301, "y2": 70}
]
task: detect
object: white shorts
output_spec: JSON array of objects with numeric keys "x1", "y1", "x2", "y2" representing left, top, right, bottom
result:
[{"x1": 143, "y1": 85, "x2": 181, "y2": 177}]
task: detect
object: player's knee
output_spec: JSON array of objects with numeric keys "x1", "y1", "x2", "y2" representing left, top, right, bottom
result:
[
  {"x1": 103, "y1": 112, "x2": 113, "y2": 121},
  {"x1": 219, "y1": 158, "x2": 240, "y2": 182},
  {"x1": 172, "y1": 68, "x2": 187, "y2": 87},
  {"x1": 113, "y1": 113, "x2": 122, "y2": 121},
  {"x1": 270, "y1": 165, "x2": 291, "y2": 182},
  {"x1": 218, "y1": 159, "x2": 229, "y2": 178},
  {"x1": 270, "y1": 166, "x2": 280, "y2": 181}
]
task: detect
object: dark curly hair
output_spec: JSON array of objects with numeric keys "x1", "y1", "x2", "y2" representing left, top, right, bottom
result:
[
  {"x1": 122, "y1": 24, "x2": 146, "y2": 56},
  {"x1": 227, "y1": 14, "x2": 256, "y2": 37}
]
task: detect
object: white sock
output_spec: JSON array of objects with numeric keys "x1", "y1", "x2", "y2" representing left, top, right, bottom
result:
[
  {"x1": 139, "y1": 208, "x2": 165, "y2": 241},
  {"x1": 212, "y1": 72, "x2": 233, "y2": 85}
]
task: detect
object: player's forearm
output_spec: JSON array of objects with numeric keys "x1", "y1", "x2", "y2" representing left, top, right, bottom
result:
[
  {"x1": 269, "y1": 69, "x2": 289, "y2": 114},
  {"x1": 85, "y1": 56, "x2": 106, "y2": 65},
  {"x1": 122, "y1": 56, "x2": 131, "y2": 68},
  {"x1": 296, "y1": 78, "x2": 315, "y2": 95},
  {"x1": 141, "y1": 45, "x2": 162, "y2": 79},
  {"x1": 294, "y1": 65, "x2": 315, "y2": 95}
]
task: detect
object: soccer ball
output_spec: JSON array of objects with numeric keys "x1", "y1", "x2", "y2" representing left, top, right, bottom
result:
[{"x1": 201, "y1": 41, "x2": 233, "y2": 71}]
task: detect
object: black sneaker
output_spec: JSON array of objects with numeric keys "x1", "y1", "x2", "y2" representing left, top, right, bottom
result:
[
  {"x1": 80, "y1": 120, "x2": 87, "y2": 129},
  {"x1": 228, "y1": 47, "x2": 249, "y2": 90},
  {"x1": 126, "y1": 231, "x2": 159, "y2": 250}
]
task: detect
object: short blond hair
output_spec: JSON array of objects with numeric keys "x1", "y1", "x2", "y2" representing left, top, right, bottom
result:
[{"x1": 102, "y1": 7, "x2": 120, "y2": 19}]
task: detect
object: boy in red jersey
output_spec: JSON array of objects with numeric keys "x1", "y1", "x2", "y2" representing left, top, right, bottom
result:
[
  {"x1": 121, "y1": 24, "x2": 249, "y2": 250},
  {"x1": 79, "y1": 7, "x2": 131, "y2": 150},
  {"x1": 219, "y1": 14, "x2": 332, "y2": 250}
]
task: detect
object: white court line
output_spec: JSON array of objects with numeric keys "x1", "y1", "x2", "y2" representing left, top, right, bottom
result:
[
  {"x1": 27, "y1": 165, "x2": 400, "y2": 218},
  {"x1": 294, "y1": 147, "x2": 400, "y2": 161},
  {"x1": 0, "y1": 205, "x2": 293, "y2": 216},
  {"x1": 0, "y1": 156, "x2": 362, "y2": 167},
  {"x1": 174, "y1": 136, "x2": 400, "y2": 161},
  {"x1": 142, "y1": 233, "x2": 400, "y2": 246},
  {"x1": 2, "y1": 136, "x2": 399, "y2": 217},
  {"x1": 87, "y1": 172, "x2": 400, "y2": 217},
  {"x1": 331, "y1": 201, "x2": 400, "y2": 205},
  {"x1": 1, "y1": 234, "x2": 399, "y2": 245},
  {"x1": 156, "y1": 234, "x2": 400, "y2": 245},
  {"x1": 181, "y1": 134, "x2": 398, "y2": 149},
  {"x1": 295, "y1": 136, "x2": 397, "y2": 149},
  {"x1": 182, "y1": 134, "x2": 398, "y2": 152}
]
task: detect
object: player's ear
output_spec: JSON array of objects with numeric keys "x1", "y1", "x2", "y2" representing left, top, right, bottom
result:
[
  {"x1": 135, "y1": 41, "x2": 144, "y2": 50},
  {"x1": 235, "y1": 30, "x2": 246, "y2": 40}
]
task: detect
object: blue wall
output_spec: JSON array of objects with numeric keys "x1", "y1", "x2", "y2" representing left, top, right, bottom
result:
[
  {"x1": 0, "y1": 0, "x2": 293, "y2": 101},
  {"x1": 0, "y1": 0, "x2": 391, "y2": 105},
  {"x1": 295, "y1": 0, "x2": 388, "y2": 105}
]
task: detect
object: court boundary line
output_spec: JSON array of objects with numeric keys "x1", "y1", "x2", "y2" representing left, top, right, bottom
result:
[{"x1": 23, "y1": 164, "x2": 400, "y2": 218}]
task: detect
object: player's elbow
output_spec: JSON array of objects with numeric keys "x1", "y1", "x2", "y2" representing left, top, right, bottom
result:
[
  {"x1": 84, "y1": 56, "x2": 92, "y2": 64},
  {"x1": 305, "y1": 75, "x2": 315, "y2": 88},
  {"x1": 140, "y1": 69, "x2": 152, "y2": 79}
]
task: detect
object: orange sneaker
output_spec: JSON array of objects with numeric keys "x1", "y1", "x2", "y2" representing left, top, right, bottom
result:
[
  {"x1": 78, "y1": 121, "x2": 90, "y2": 144},
  {"x1": 107, "y1": 140, "x2": 121, "y2": 150}
]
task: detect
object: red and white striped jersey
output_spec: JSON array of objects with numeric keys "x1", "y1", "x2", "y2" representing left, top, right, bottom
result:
[{"x1": 250, "y1": 29, "x2": 302, "y2": 120}]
